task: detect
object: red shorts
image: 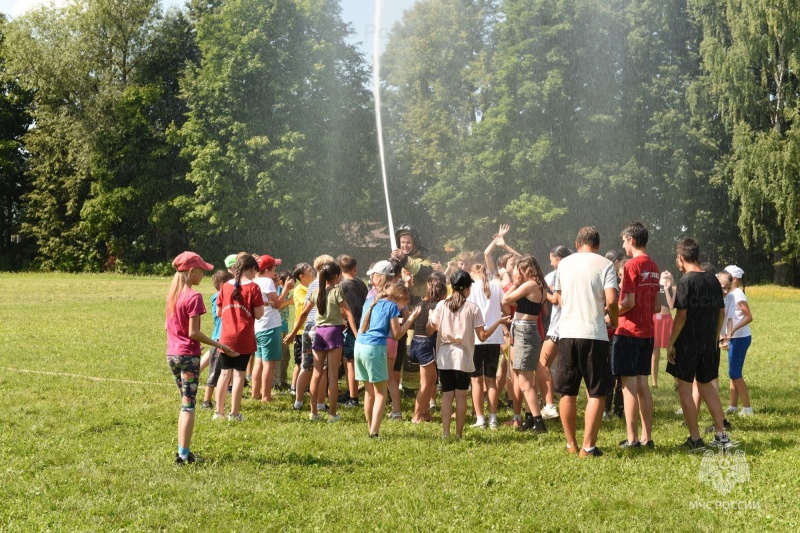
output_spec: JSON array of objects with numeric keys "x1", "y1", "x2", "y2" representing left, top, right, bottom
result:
[{"x1": 653, "y1": 313, "x2": 674, "y2": 349}]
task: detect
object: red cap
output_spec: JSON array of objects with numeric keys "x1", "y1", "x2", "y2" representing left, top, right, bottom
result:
[
  {"x1": 173, "y1": 251, "x2": 214, "y2": 272},
  {"x1": 258, "y1": 254, "x2": 282, "y2": 271}
]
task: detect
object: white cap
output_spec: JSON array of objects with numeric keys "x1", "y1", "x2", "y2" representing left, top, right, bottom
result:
[
  {"x1": 367, "y1": 260, "x2": 394, "y2": 276},
  {"x1": 724, "y1": 265, "x2": 744, "y2": 279}
]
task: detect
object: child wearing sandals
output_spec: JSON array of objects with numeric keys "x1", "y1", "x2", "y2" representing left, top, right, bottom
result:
[
  {"x1": 428, "y1": 270, "x2": 510, "y2": 439},
  {"x1": 166, "y1": 252, "x2": 236, "y2": 464},
  {"x1": 356, "y1": 282, "x2": 420, "y2": 437},
  {"x1": 287, "y1": 262, "x2": 359, "y2": 421},
  {"x1": 410, "y1": 272, "x2": 447, "y2": 423},
  {"x1": 215, "y1": 254, "x2": 265, "y2": 421}
]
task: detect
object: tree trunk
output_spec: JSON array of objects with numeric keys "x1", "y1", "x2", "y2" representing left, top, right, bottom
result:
[{"x1": 772, "y1": 251, "x2": 794, "y2": 286}]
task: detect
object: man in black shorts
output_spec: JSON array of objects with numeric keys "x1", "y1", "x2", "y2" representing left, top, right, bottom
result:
[
  {"x1": 667, "y1": 238, "x2": 731, "y2": 451},
  {"x1": 554, "y1": 227, "x2": 619, "y2": 457}
]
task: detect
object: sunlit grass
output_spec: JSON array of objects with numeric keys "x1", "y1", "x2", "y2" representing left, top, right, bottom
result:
[{"x1": 0, "y1": 274, "x2": 798, "y2": 531}]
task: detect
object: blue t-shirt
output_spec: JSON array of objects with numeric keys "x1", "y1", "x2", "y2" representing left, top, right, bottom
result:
[
  {"x1": 211, "y1": 292, "x2": 222, "y2": 341},
  {"x1": 356, "y1": 298, "x2": 400, "y2": 346}
]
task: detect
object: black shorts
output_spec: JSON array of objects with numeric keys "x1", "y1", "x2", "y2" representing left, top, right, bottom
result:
[
  {"x1": 611, "y1": 335, "x2": 654, "y2": 377},
  {"x1": 393, "y1": 333, "x2": 408, "y2": 372},
  {"x1": 472, "y1": 344, "x2": 501, "y2": 378},
  {"x1": 220, "y1": 353, "x2": 250, "y2": 372},
  {"x1": 666, "y1": 347, "x2": 720, "y2": 384},
  {"x1": 554, "y1": 338, "x2": 610, "y2": 398},
  {"x1": 439, "y1": 369, "x2": 471, "y2": 392}
]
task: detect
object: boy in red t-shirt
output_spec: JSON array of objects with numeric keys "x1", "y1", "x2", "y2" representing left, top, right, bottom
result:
[{"x1": 612, "y1": 222, "x2": 660, "y2": 448}]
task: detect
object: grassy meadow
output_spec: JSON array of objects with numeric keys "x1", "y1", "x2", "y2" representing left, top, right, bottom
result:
[{"x1": 1, "y1": 273, "x2": 798, "y2": 532}]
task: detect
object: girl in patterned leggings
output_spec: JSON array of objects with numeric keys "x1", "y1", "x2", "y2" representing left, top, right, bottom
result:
[{"x1": 166, "y1": 252, "x2": 236, "y2": 465}]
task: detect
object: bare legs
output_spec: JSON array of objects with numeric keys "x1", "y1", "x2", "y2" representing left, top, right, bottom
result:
[
  {"x1": 621, "y1": 375, "x2": 653, "y2": 443},
  {"x1": 441, "y1": 389, "x2": 468, "y2": 438},
  {"x1": 517, "y1": 371, "x2": 542, "y2": 417},
  {"x1": 364, "y1": 381, "x2": 388, "y2": 435},
  {"x1": 537, "y1": 339, "x2": 558, "y2": 407},
  {"x1": 414, "y1": 364, "x2": 437, "y2": 422},
  {"x1": 559, "y1": 395, "x2": 605, "y2": 451}
]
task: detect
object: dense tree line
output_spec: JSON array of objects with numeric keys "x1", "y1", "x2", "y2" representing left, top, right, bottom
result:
[{"x1": 0, "y1": 0, "x2": 797, "y2": 283}]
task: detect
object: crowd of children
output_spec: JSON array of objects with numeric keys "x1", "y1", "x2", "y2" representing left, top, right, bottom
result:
[{"x1": 164, "y1": 224, "x2": 754, "y2": 463}]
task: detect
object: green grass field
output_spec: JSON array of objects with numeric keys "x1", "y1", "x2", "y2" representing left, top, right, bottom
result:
[{"x1": 1, "y1": 273, "x2": 798, "y2": 531}]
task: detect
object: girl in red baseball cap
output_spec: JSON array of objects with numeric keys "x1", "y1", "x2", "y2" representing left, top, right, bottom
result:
[{"x1": 166, "y1": 252, "x2": 237, "y2": 464}]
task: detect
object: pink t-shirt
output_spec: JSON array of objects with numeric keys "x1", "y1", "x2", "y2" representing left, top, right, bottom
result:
[
  {"x1": 166, "y1": 288, "x2": 207, "y2": 356},
  {"x1": 616, "y1": 254, "x2": 660, "y2": 338}
]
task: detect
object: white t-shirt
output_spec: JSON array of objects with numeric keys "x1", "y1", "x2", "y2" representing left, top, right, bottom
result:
[
  {"x1": 554, "y1": 252, "x2": 618, "y2": 341},
  {"x1": 254, "y1": 277, "x2": 281, "y2": 332},
  {"x1": 545, "y1": 270, "x2": 561, "y2": 338},
  {"x1": 729, "y1": 288, "x2": 751, "y2": 338},
  {"x1": 430, "y1": 300, "x2": 485, "y2": 372},
  {"x1": 467, "y1": 279, "x2": 505, "y2": 345}
]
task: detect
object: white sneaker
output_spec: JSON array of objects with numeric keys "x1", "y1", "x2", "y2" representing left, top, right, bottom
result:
[
  {"x1": 389, "y1": 412, "x2": 402, "y2": 421},
  {"x1": 675, "y1": 407, "x2": 683, "y2": 416},
  {"x1": 725, "y1": 406, "x2": 739, "y2": 415},
  {"x1": 227, "y1": 413, "x2": 245, "y2": 422},
  {"x1": 470, "y1": 421, "x2": 486, "y2": 429},
  {"x1": 309, "y1": 413, "x2": 322, "y2": 421},
  {"x1": 541, "y1": 405, "x2": 559, "y2": 420},
  {"x1": 489, "y1": 420, "x2": 499, "y2": 430},
  {"x1": 328, "y1": 414, "x2": 342, "y2": 423},
  {"x1": 738, "y1": 407, "x2": 754, "y2": 417},
  {"x1": 212, "y1": 412, "x2": 225, "y2": 420}
]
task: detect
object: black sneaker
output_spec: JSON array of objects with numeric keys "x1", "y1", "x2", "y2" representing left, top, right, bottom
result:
[
  {"x1": 369, "y1": 433, "x2": 380, "y2": 439},
  {"x1": 200, "y1": 401, "x2": 213, "y2": 410},
  {"x1": 344, "y1": 398, "x2": 360, "y2": 408},
  {"x1": 531, "y1": 417, "x2": 547, "y2": 434},
  {"x1": 682, "y1": 436, "x2": 706, "y2": 453},
  {"x1": 517, "y1": 416, "x2": 535, "y2": 432},
  {"x1": 642, "y1": 440, "x2": 655, "y2": 449},
  {"x1": 338, "y1": 391, "x2": 350, "y2": 403},
  {"x1": 579, "y1": 447, "x2": 603, "y2": 457},
  {"x1": 174, "y1": 452, "x2": 201, "y2": 466},
  {"x1": 289, "y1": 385, "x2": 297, "y2": 395},
  {"x1": 709, "y1": 433, "x2": 736, "y2": 450},
  {"x1": 619, "y1": 439, "x2": 641, "y2": 449}
]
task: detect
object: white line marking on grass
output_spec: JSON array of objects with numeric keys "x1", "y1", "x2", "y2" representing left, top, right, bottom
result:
[{"x1": 1, "y1": 367, "x2": 173, "y2": 387}]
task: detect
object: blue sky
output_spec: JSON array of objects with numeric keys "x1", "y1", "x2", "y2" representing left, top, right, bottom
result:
[{"x1": 0, "y1": 0, "x2": 418, "y2": 60}]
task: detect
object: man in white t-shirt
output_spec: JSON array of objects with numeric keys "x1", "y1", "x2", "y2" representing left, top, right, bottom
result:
[{"x1": 554, "y1": 227, "x2": 619, "y2": 457}]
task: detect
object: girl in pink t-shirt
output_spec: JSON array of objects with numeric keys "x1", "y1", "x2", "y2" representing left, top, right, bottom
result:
[{"x1": 166, "y1": 252, "x2": 236, "y2": 465}]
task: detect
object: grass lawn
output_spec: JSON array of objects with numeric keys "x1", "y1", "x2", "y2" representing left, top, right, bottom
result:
[{"x1": 0, "y1": 273, "x2": 798, "y2": 531}]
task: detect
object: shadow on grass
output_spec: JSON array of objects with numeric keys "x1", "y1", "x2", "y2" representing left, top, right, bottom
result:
[{"x1": 210, "y1": 450, "x2": 355, "y2": 468}]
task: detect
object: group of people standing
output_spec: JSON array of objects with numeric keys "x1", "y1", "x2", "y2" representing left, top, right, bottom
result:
[{"x1": 163, "y1": 222, "x2": 754, "y2": 463}]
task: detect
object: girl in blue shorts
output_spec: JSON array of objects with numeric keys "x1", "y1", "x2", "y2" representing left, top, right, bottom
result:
[
  {"x1": 356, "y1": 283, "x2": 420, "y2": 438},
  {"x1": 410, "y1": 272, "x2": 447, "y2": 423}
]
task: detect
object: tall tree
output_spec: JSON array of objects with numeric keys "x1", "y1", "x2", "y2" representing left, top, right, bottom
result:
[
  {"x1": 689, "y1": 0, "x2": 800, "y2": 283},
  {"x1": 173, "y1": 0, "x2": 377, "y2": 261},
  {"x1": 0, "y1": 15, "x2": 34, "y2": 263},
  {"x1": 381, "y1": 0, "x2": 498, "y2": 250},
  {"x1": 6, "y1": 1, "x2": 198, "y2": 271}
]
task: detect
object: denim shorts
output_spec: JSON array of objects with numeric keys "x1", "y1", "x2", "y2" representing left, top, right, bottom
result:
[
  {"x1": 410, "y1": 336, "x2": 436, "y2": 366},
  {"x1": 512, "y1": 321, "x2": 542, "y2": 372}
]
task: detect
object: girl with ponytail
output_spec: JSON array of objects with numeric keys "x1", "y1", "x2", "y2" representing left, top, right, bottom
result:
[
  {"x1": 354, "y1": 262, "x2": 420, "y2": 438},
  {"x1": 428, "y1": 270, "x2": 510, "y2": 439},
  {"x1": 215, "y1": 254, "x2": 264, "y2": 422},
  {"x1": 287, "y1": 261, "x2": 358, "y2": 421},
  {"x1": 410, "y1": 272, "x2": 447, "y2": 423},
  {"x1": 166, "y1": 252, "x2": 237, "y2": 464}
]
